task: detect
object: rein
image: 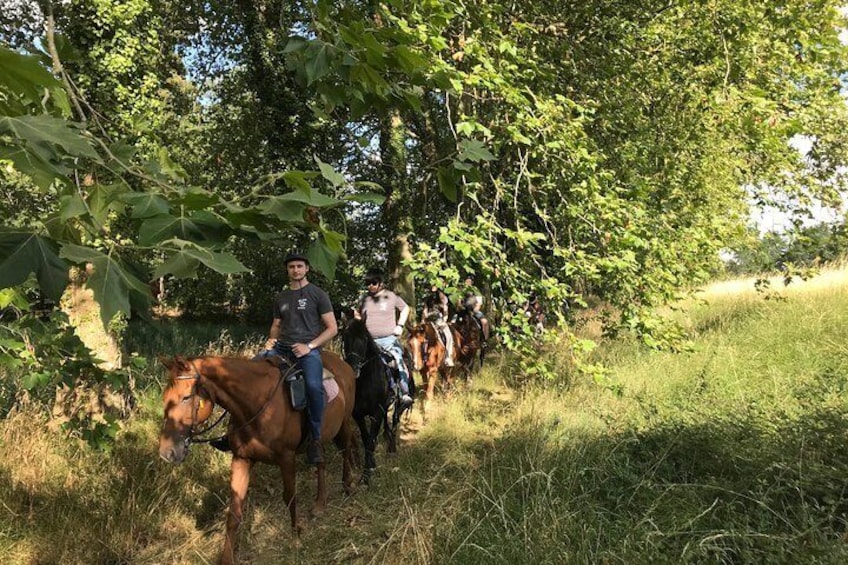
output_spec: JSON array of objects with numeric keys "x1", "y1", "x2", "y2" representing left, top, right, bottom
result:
[{"x1": 176, "y1": 359, "x2": 293, "y2": 448}]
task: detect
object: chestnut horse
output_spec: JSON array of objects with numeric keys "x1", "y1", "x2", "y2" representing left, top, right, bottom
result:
[
  {"x1": 407, "y1": 322, "x2": 461, "y2": 406},
  {"x1": 158, "y1": 353, "x2": 356, "y2": 565}
]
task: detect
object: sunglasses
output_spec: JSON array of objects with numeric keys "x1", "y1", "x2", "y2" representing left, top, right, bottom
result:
[{"x1": 365, "y1": 280, "x2": 380, "y2": 287}]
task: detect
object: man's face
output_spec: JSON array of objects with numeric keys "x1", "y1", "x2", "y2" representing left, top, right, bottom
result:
[{"x1": 287, "y1": 260, "x2": 309, "y2": 282}]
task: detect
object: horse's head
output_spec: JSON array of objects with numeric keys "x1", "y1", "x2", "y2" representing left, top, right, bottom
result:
[
  {"x1": 454, "y1": 312, "x2": 481, "y2": 347},
  {"x1": 342, "y1": 318, "x2": 374, "y2": 373},
  {"x1": 406, "y1": 325, "x2": 427, "y2": 371},
  {"x1": 158, "y1": 356, "x2": 214, "y2": 463}
]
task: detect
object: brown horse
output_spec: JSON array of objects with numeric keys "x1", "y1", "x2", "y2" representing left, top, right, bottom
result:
[
  {"x1": 158, "y1": 352, "x2": 356, "y2": 565},
  {"x1": 407, "y1": 322, "x2": 461, "y2": 406},
  {"x1": 452, "y1": 309, "x2": 484, "y2": 380}
]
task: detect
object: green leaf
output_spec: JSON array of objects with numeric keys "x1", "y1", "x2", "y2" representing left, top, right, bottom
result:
[
  {"x1": 59, "y1": 193, "x2": 88, "y2": 221},
  {"x1": 59, "y1": 243, "x2": 151, "y2": 327},
  {"x1": 154, "y1": 245, "x2": 248, "y2": 278},
  {"x1": 306, "y1": 237, "x2": 340, "y2": 280},
  {"x1": 305, "y1": 41, "x2": 332, "y2": 85},
  {"x1": 258, "y1": 198, "x2": 308, "y2": 223},
  {"x1": 175, "y1": 187, "x2": 219, "y2": 209},
  {"x1": 315, "y1": 157, "x2": 346, "y2": 187},
  {"x1": 0, "y1": 228, "x2": 69, "y2": 300},
  {"x1": 0, "y1": 287, "x2": 30, "y2": 310},
  {"x1": 283, "y1": 36, "x2": 309, "y2": 54},
  {"x1": 275, "y1": 188, "x2": 344, "y2": 208},
  {"x1": 437, "y1": 166, "x2": 458, "y2": 202},
  {"x1": 0, "y1": 145, "x2": 67, "y2": 189},
  {"x1": 457, "y1": 138, "x2": 495, "y2": 162},
  {"x1": 321, "y1": 229, "x2": 346, "y2": 254},
  {"x1": 138, "y1": 215, "x2": 197, "y2": 245},
  {"x1": 87, "y1": 183, "x2": 129, "y2": 227},
  {"x1": 0, "y1": 115, "x2": 100, "y2": 162},
  {"x1": 121, "y1": 192, "x2": 170, "y2": 218},
  {"x1": 0, "y1": 46, "x2": 63, "y2": 105},
  {"x1": 152, "y1": 251, "x2": 200, "y2": 279},
  {"x1": 279, "y1": 170, "x2": 315, "y2": 192}
]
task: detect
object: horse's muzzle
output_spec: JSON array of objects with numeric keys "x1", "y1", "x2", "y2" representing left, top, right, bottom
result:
[{"x1": 159, "y1": 437, "x2": 188, "y2": 463}]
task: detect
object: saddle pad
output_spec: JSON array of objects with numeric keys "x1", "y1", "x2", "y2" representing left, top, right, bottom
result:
[{"x1": 323, "y1": 377, "x2": 339, "y2": 404}]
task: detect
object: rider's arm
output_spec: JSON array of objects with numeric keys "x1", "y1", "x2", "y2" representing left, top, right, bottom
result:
[
  {"x1": 397, "y1": 304, "x2": 410, "y2": 327},
  {"x1": 395, "y1": 304, "x2": 410, "y2": 334},
  {"x1": 312, "y1": 311, "x2": 339, "y2": 348},
  {"x1": 291, "y1": 312, "x2": 338, "y2": 357},
  {"x1": 264, "y1": 319, "x2": 281, "y2": 349}
]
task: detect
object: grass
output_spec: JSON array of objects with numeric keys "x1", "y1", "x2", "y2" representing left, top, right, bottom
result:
[{"x1": 2, "y1": 265, "x2": 848, "y2": 563}]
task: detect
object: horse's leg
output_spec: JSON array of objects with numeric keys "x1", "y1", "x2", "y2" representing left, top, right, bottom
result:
[
  {"x1": 355, "y1": 415, "x2": 377, "y2": 484},
  {"x1": 220, "y1": 456, "x2": 253, "y2": 565},
  {"x1": 278, "y1": 449, "x2": 302, "y2": 546},
  {"x1": 313, "y1": 460, "x2": 328, "y2": 517},
  {"x1": 336, "y1": 416, "x2": 356, "y2": 495},
  {"x1": 386, "y1": 399, "x2": 400, "y2": 454}
]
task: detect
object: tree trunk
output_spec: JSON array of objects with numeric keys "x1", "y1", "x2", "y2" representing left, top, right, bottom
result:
[{"x1": 381, "y1": 111, "x2": 416, "y2": 321}]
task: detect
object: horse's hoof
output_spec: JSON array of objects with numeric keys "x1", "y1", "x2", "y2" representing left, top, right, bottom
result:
[{"x1": 311, "y1": 504, "x2": 326, "y2": 518}]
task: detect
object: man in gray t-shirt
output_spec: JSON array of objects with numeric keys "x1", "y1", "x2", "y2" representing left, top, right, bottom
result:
[
  {"x1": 355, "y1": 267, "x2": 413, "y2": 406},
  {"x1": 261, "y1": 252, "x2": 337, "y2": 465}
]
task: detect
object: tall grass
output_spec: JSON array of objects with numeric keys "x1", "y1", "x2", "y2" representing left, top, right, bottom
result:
[{"x1": 1, "y1": 266, "x2": 848, "y2": 563}]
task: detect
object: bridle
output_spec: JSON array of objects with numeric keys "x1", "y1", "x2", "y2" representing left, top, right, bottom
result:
[
  {"x1": 171, "y1": 359, "x2": 290, "y2": 450},
  {"x1": 343, "y1": 328, "x2": 382, "y2": 378},
  {"x1": 173, "y1": 363, "x2": 226, "y2": 450}
]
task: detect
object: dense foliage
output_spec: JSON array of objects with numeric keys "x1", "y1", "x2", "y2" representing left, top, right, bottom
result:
[{"x1": 1, "y1": 0, "x2": 847, "y2": 427}]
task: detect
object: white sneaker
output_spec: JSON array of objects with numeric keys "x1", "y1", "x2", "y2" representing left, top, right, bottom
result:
[{"x1": 400, "y1": 394, "x2": 414, "y2": 406}]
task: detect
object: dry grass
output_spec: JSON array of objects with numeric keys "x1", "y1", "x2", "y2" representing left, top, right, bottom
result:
[{"x1": 3, "y1": 264, "x2": 848, "y2": 563}]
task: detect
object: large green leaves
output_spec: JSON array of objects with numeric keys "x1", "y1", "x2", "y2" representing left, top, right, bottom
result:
[
  {"x1": 0, "y1": 46, "x2": 63, "y2": 106},
  {"x1": 59, "y1": 244, "x2": 151, "y2": 327},
  {"x1": 152, "y1": 241, "x2": 249, "y2": 279},
  {"x1": 0, "y1": 228, "x2": 69, "y2": 300},
  {"x1": 0, "y1": 114, "x2": 100, "y2": 189}
]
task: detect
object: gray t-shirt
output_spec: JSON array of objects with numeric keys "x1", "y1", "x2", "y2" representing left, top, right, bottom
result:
[
  {"x1": 359, "y1": 289, "x2": 407, "y2": 338},
  {"x1": 272, "y1": 283, "x2": 333, "y2": 347}
]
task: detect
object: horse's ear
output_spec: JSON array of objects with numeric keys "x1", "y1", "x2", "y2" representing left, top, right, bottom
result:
[
  {"x1": 158, "y1": 355, "x2": 175, "y2": 370},
  {"x1": 174, "y1": 355, "x2": 191, "y2": 372}
]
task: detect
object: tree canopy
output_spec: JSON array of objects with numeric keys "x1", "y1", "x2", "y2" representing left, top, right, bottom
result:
[{"x1": 2, "y1": 0, "x2": 847, "y2": 375}]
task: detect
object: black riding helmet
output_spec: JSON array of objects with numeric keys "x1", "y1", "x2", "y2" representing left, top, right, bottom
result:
[{"x1": 283, "y1": 251, "x2": 309, "y2": 265}]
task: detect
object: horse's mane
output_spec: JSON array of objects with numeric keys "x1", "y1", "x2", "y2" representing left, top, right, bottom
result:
[{"x1": 344, "y1": 318, "x2": 381, "y2": 356}]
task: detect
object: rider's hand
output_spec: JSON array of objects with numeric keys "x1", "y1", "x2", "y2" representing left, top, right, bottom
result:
[
  {"x1": 264, "y1": 338, "x2": 277, "y2": 350},
  {"x1": 292, "y1": 343, "x2": 310, "y2": 357},
  {"x1": 393, "y1": 325, "x2": 403, "y2": 336}
]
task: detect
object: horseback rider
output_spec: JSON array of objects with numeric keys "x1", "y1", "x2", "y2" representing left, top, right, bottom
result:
[
  {"x1": 422, "y1": 284, "x2": 455, "y2": 367},
  {"x1": 354, "y1": 267, "x2": 414, "y2": 407},
  {"x1": 457, "y1": 275, "x2": 490, "y2": 343},
  {"x1": 259, "y1": 251, "x2": 337, "y2": 465}
]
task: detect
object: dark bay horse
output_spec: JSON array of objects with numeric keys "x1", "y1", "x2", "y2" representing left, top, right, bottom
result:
[
  {"x1": 452, "y1": 309, "x2": 484, "y2": 379},
  {"x1": 342, "y1": 319, "x2": 414, "y2": 483},
  {"x1": 158, "y1": 353, "x2": 356, "y2": 565},
  {"x1": 407, "y1": 322, "x2": 460, "y2": 407}
]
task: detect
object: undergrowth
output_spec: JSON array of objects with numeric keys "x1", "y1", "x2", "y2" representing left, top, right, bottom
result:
[{"x1": 2, "y1": 266, "x2": 848, "y2": 563}]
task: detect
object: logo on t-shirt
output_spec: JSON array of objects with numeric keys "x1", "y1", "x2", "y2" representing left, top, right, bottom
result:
[{"x1": 297, "y1": 298, "x2": 308, "y2": 310}]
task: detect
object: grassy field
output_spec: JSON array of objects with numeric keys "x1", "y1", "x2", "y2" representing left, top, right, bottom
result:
[{"x1": 2, "y1": 266, "x2": 848, "y2": 564}]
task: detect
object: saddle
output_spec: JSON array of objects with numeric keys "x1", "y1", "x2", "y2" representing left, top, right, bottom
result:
[{"x1": 262, "y1": 354, "x2": 339, "y2": 410}]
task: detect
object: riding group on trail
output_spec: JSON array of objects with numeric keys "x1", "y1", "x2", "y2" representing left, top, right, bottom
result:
[{"x1": 158, "y1": 252, "x2": 488, "y2": 564}]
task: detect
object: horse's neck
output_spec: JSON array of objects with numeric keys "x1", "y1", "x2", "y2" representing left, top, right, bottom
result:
[{"x1": 196, "y1": 357, "x2": 277, "y2": 421}]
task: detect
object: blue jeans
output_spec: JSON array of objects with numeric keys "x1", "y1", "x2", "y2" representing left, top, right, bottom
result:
[
  {"x1": 255, "y1": 347, "x2": 325, "y2": 439},
  {"x1": 373, "y1": 336, "x2": 410, "y2": 395}
]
